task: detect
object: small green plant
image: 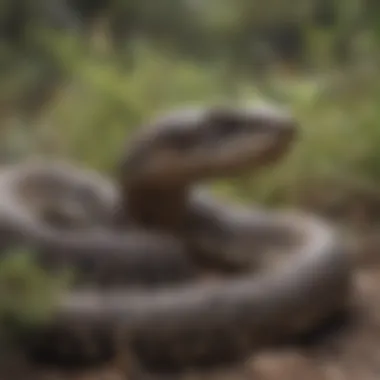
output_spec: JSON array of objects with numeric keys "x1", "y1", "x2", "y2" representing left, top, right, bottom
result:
[{"x1": 0, "y1": 247, "x2": 73, "y2": 336}]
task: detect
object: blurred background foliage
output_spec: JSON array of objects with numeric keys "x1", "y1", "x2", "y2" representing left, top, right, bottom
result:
[{"x1": 0, "y1": 0, "x2": 380, "y2": 208}]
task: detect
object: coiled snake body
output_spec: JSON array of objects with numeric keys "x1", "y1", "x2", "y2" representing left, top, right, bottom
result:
[{"x1": 0, "y1": 105, "x2": 353, "y2": 374}]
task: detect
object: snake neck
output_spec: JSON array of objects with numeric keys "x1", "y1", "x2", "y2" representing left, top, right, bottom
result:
[{"x1": 119, "y1": 183, "x2": 189, "y2": 233}]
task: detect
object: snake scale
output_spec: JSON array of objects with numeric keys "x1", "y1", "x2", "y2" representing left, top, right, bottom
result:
[{"x1": 0, "y1": 105, "x2": 353, "y2": 374}]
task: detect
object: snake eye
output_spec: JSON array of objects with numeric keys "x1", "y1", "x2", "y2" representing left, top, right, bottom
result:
[
  {"x1": 217, "y1": 117, "x2": 240, "y2": 134},
  {"x1": 207, "y1": 109, "x2": 241, "y2": 135},
  {"x1": 164, "y1": 130, "x2": 196, "y2": 150}
]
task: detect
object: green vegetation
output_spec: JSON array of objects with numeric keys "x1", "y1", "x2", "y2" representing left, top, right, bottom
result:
[{"x1": 0, "y1": 248, "x2": 72, "y2": 343}]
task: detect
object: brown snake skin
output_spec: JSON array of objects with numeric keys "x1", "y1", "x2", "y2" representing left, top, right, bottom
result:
[{"x1": 0, "y1": 105, "x2": 353, "y2": 374}]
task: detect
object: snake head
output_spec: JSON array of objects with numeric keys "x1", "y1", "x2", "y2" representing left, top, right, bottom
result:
[{"x1": 120, "y1": 104, "x2": 297, "y2": 186}]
